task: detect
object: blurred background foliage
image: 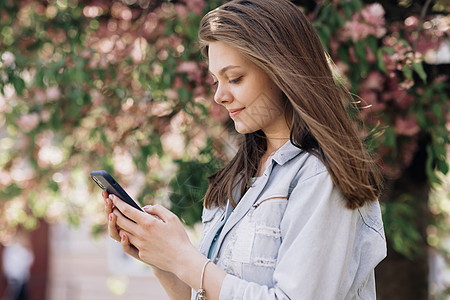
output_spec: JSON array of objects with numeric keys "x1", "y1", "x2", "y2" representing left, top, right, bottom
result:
[{"x1": 0, "y1": 0, "x2": 449, "y2": 297}]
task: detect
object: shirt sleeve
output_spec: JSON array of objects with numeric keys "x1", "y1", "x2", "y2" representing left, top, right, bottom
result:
[{"x1": 219, "y1": 170, "x2": 386, "y2": 300}]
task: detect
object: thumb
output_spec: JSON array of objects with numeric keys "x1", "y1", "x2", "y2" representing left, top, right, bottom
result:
[{"x1": 142, "y1": 204, "x2": 174, "y2": 223}]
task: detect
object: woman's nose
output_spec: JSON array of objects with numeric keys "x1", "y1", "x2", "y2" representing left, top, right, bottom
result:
[{"x1": 213, "y1": 83, "x2": 232, "y2": 105}]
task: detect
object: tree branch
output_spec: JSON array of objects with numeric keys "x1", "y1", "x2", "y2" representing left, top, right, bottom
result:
[{"x1": 412, "y1": 0, "x2": 433, "y2": 53}]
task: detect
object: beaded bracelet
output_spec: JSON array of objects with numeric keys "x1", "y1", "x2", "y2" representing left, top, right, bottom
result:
[{"x1": 197, "y1": 259, "x2": 211, "y2": 300}]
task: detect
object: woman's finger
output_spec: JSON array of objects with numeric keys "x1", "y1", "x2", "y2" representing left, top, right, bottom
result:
[
  {"x1": 109, "y1": 194, "x2": 145, "y2": 224},
  {"x1": 119, "y1": 231, "x2": 141, "y2": 261},
  {"x1": 105, "y1": 200, "x2": 112, "y2": 220},
  {"x1": 143, "y1": 204, "x2": 176, "y2": 223},
  {"x1": 108, "y1": 212, "x2": 121, "y2": 242},
  {"x1": 112, "y1": 206, "x2": 140, "y2": 234}
]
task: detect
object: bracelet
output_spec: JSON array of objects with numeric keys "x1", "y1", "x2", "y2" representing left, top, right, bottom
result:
[{"x1": 197, "y1": 258, "x2": 211, "y2": 300}]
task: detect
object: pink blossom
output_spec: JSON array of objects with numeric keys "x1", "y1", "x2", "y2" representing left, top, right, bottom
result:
[
  {"x1": 209, "y1": 102, "x2": 229, "y2": 122},
  {"x1": 359, "y1": 90, "x2": 385, "y2": 112},
  {"x1": 173, "y1": 76, "x2": 184, "y2": 89},
  {"x1": 185, "y1": 0, "x2": 205, "y2": 16},
  {"x1": 41, "y1": 110, "x2": 51, "y2": 122},
  {"x1": 366, "y1": 45, "x2": 376, "y2": 63},
  {"x1": 381, "y1": 50, "x2": 397, "y2": 75},
  {"x1": 193, "y1": 85, "x2": 206, "y2": 97},
  {"x1": 34, "y1": 88, "x2": 47, "y2": 103},
  {"x1": 131, "y1": 37, "x2": 147, "y2": 63},
  {"x1": 361, "y1": 3, "x2": 385, "y2": 27},
  {"x1": 393, "y1": 90, "x2": 414, "y2": 109},
  {"x1": 434, "y1": 75, "x2": 448, "y2": 84},
  {"x1": 394, "y1": 115, "x2": 420, "y2": 136},
  {"x1": 46, "y1": 87, "x2": 60, "y2": 100},
  {"x1": 375, "y1": 26, "x2": 387, "y2": 38},
  {"x1": 0, "y1": 170, "x2": 12, "y2": 186},
  {"x1": 340, "y1": 3, "x2": 386, "y2": 42},
  {"x1": 334, "y1": 61, "x2": 349, "y2": 75},
  {"x1": 17, "y1": 113, "x2": 40, "y2": 132},
  {"x1": 400, "y1": 139, "x2": 418, "y2": 166},
  {"x1": 1, "y1": 51, "x2": 15, "y2": 67},
  {"x1": 176, "y1": 61, "x2": 202, "y2": 84},
  {"x1": 80, "y1": 49, "x2": 92, "y2": 59},
  {"x1": 175, "y1": 3, "x2": 189, "y2": 18},
  {"x1": 160, "y1": 131, "x2": 185, "y2": 159},
  {"x1": 381, "y1": 77, "x2": 415, "y2": 108},
  {"x1": 360, "y1": 71, "x2": 385, "y2": 92},
  {"x1": 348, "y1": 46, "x2": 357, "y2": 63},
  {"x1": 404, "y1": 16, "x2": 419, "y2": 28},
  {"x1": 342, "y1": 18, "x2": 372, "y2": 41}
]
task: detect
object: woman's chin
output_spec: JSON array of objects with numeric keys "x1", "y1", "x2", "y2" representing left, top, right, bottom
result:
[{"x1": 233, "y1": 122, "x2": 256, "y2": 135}]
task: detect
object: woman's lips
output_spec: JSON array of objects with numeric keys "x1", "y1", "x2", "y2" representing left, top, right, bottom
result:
[{"x1": 229, "y1": 108, "x2": 245, "y2": 118}]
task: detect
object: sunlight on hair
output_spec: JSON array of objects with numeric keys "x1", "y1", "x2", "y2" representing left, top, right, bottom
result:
[
  {"x1": 209, "y1": 16, "x2": 220, "y2": 32},
  {"x1": 325, "y1": 51, "x2": 348, "y2": 88}
]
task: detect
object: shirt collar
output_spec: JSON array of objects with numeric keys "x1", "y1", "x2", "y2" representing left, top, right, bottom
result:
[{"x1": 272, "y1": 140, "x2": 304, "y2": 165}]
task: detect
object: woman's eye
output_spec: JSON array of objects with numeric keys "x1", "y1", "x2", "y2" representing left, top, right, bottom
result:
[
  {"x1": 212, "y1": 81, "x2": 218, "y2": 86},
  {"x1": 229, "y1": 76, "x2": 242, "y2": 84}
]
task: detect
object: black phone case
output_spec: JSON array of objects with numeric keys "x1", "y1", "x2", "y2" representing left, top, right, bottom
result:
[{"x1": 90, "y1": 170, "x2": 144, "y2": 212}]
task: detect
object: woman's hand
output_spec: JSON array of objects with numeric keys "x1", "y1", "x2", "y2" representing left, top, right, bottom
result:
[
  {"x1": 103, "y1": 191, "x2": 141, "y2": 261},
  {"x1": 108, "y1": 194, "x2": 197, "y2": 274}
]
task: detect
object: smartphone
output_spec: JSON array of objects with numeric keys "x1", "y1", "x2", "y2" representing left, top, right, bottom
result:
[{"x1": 90, "y1": 170, "x2": 144, "y2": 212}]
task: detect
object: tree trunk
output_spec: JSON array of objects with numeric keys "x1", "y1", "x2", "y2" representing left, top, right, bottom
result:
[
  {"x1": 376, "y1": 138, "x2": 430, "y2": 299},
  {"x1": 29, "y1": 220, "x2": 50, "y2": 300}
]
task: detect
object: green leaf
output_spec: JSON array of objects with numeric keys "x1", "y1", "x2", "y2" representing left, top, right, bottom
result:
[
  {"x1": 426, "y1": 145, "x2": 441, "y2": 184},
  {"x1": 319, "y1": 5, "x2": 332, "y2": 20},
  {"x1": 412, "y1": 62, "x2": 427, "y2": 83},
  {"x1": 437, "y1": 158, "x2": 449, "y2": 175},
  {"x1": 382, "y1": 196, "x2": 424, "y2": 259},
  {"x1": 178, "y1": 86, "x2": 191, "y2": 106},
  {"x1": 0, "y1": 183, "x2": 23, "y2": 199},
  {"x1": 335, "y1": 13, "x2": 346, "y2": 27},
  {"x1": 354, "y1": 40, "x2": 366, "y2": 62},
  {"x1": 416, "y1": 108, "x2": 427, "y2": 127},
  {"x1": 402, "y1": 65, "x2": 413, "y2": 80},
  {"x1": 337, "y1": 46, "x2": 349, "y2": 63},
  {"x1": 366, "y1": 35, "x2": 378, "y2": 55},
  {"x1": 342, "y1": 2, "x2": 353, "y2": 18},
  {"x1": 351, "y1": 0, "x2": 363, "y2": 12},
  {"x1": 377, "y1": 49, "x2": 386, "y2": 73},
  {"x1": 12, "y1": 76, "x2": 25, "y2": 96},
  {"x1": 431, "y1": 103, "x2": 443, "y2": 120},
  {"x1": 384, "y1": 126, "x2": 396, "y2": 148}
]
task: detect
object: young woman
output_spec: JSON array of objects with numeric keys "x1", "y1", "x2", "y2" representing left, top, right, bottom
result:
[{"x1": 104, "y1": 0, "x2": 387, "y2": 299}]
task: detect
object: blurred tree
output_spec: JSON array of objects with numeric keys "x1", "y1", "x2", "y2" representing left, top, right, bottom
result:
[{"x1": 0, "y1": 0, "x2": 449, "y2": 298}]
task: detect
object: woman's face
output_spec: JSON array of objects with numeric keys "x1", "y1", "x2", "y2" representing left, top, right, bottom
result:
[{"x1": 208, "y1": 42, "x2": 288, "y2": 136}]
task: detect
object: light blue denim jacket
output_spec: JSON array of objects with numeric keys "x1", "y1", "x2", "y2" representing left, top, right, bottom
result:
[{"x1": 192, "y1": 141, "x2": 386, "y2": 300}]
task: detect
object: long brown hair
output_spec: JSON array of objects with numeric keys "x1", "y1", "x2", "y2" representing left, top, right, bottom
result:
[{"x1": 199, "y1": 0, "x2": 383, "y2": 209}]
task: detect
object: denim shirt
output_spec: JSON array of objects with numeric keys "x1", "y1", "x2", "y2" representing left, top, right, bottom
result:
[{"x1": 192, "y1": 141, "x2": 386, "y2": 300}]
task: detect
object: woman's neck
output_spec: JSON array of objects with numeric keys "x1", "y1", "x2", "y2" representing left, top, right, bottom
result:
[
  {"x1": 265, "y1": 136, "x2": 290, "y2": 154},
  {"x1": 254, "y1": 136, "x2": 290, "y2": 177}
]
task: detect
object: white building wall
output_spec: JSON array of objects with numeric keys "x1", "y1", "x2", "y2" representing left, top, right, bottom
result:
[{"x1": 48, "y1": 221, "x2": 170, "y2": 300}]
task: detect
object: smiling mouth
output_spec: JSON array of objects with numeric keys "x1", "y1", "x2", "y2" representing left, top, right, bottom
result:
[{"x1": 229, "y1": 108, "x2": 245, "y2": 118}]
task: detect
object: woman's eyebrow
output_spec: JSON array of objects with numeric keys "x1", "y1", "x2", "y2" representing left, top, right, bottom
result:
[{"x1": 209, "y1": 65, "x2": 241, "y2": 76}]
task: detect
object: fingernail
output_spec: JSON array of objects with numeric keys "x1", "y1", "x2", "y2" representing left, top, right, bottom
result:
[
  {"x1": 109, "y1": 213, "x2": 113, "y2": 221},
  {"x1": 121, "y1": 234, "x2": 125, "y2": 241},
  {"x1": 142, "y1": 205, "x2": 152, "y2": 210},
  {"x1": 109, "y1": 194, "x2": 114, "y2": 201}
]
